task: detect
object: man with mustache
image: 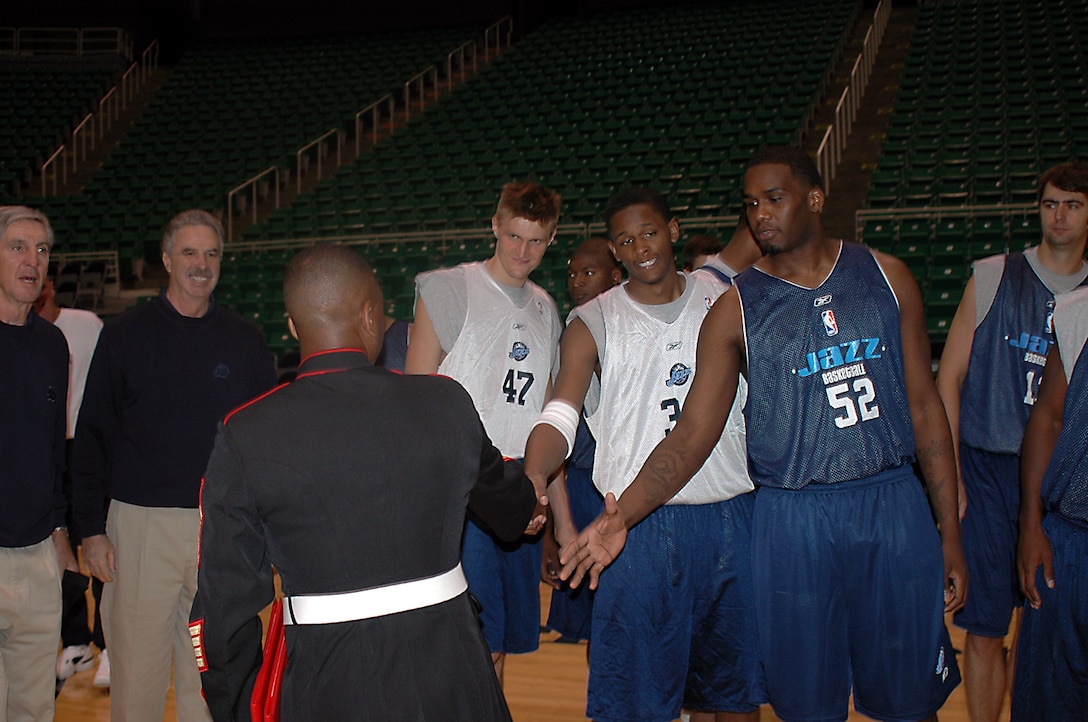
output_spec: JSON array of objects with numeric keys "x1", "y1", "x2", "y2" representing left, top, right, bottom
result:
[{"x1": 73, "y1": 210, "x2": 277, "y2": 722}]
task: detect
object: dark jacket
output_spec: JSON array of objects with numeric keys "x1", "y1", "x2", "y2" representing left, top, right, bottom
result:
[{"x1": 190, "y1": 348, "x2": 536, "y2": 721}]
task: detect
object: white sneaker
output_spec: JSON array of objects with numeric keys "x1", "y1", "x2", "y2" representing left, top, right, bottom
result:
[
  {"x1": 93, "y1": 649, "x2": 110, "y2": 688},
  {"x1": 56, "y1": 644, "x2": 94, "y2": 680}
]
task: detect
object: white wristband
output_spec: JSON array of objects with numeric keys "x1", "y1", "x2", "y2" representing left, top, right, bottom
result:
[{"x1": 532, "y1": 399, "x2": 580, "y2": 459}]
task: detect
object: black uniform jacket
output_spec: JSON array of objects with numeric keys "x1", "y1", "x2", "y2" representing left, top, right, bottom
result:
[{"x1": 190, "y1": 348, "x2": 536, "y2": 721}]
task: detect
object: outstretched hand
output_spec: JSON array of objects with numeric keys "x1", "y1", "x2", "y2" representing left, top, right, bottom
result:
[
  {"x1": 558, "y1": 492, "x2": 628, "y2": 590},
  {"x1": 523, "y1": 491, "x2": 548, "y2": 536}
]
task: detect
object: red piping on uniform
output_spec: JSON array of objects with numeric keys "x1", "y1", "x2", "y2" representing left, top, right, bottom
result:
[{"x1": 223, "y1": 382, "x2": 290, "y2": 425}]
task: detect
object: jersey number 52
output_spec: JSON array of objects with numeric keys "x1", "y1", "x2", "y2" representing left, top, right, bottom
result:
[{"x1": 825, "y1": 377, "x2": 880, "y2": 428}]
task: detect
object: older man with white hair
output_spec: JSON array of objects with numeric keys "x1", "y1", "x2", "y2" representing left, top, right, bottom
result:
[{"x1": 0, "y1": 205, "x2": 77, "y2": 722}]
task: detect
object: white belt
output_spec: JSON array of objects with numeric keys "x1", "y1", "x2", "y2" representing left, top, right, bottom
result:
[{"x1": 282, "y1": 564, "x2": 467, "y2": 625}]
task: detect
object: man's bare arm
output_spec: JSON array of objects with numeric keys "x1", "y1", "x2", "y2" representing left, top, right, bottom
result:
[
  {"x1": 1018, "y1": 343, "x2": 1066, "y2": 608},
  {"x1": 559, "y1": 291, "x2": 746, "y2": 588},
  {"x1": 879, "y1": 251, "x2": 968, "y2": 612},
  {"x1": 523, "y1": 318, "x2": 599, "y2": 517},
  {"x1": 934, "y1": 275, "x2": 977, "y2": 518},
  {"x1": 404, "y1": 295, "x2": 445, "y2": 374}
]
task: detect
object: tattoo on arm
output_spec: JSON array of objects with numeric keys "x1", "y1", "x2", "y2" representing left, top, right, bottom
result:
[
  {"x1": 641, "y1": 448, "x2": 690, "y2": 508},
  {"x1": 916, "y1": 433, "x2": 955, "y2": 527}
]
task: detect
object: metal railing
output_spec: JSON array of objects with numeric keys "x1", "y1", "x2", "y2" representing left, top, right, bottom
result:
[
  {"x1": 855, "y1": 202, "x2": 1039, "y2": 243},
  {"x1": 121, "y1": 63, "x2": 139, "y2": 106},
  {"x1": 81, "y1": 27, "x2": 132, "y2": 59},
  {"x1": 40, "y1": 146, "x2": 66, "y2": 196},
  {"x1": 446, "y1": 40, "x2": 478, "y2": 90},
  {"x1": 484, "y1": 16, "x2": 513, "y2": 60},
  {"x1": 98, "y1": 87, "x2": 119, "y2": 139},
  {"x1": 226, "y1": 16, "x2": 516, "y2": 240},
  {"x1": 37, "y1": 38, "x2": 159, "y2": 197},
  {"x1": 0, "y1": 27, "x2": 131, "y2": 58},
  {"x1": 815, "y1": 0, "x2": 891, "y2": 194},
  {"x1": 296, "y1": 129, "x2": 343, "y2": 193},
  {"x1": 70, "y1": 113, "x2": 95, "y2": 172},
  {"x1": 816, "y1": 127, "x2": 835, "y2": 195},
  {"x1": 140, "y1": 40, "x2": 159, "y2": 83},
  {"x1": 403, "y1": 65, "x2": 439, "y2": 121},
  {"x1": 355, "y1": 95, "x2": 395, "y2": 153},
  {"x1": 227, "y1": 167, "x2": 282, "y2": 242},
  {"x1": 226, "y1": 214, "x2": 744, "y2": 253}
]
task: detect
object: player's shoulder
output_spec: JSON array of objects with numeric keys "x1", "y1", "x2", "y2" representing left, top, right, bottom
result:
[
  {"x1": 867, "y1": 243, "x2": 913, "y2": 279},
  {"x1": 688, "y1": 267, "x2": 731, "y2": 297},
  {"x1": 525, "y1": 279, "x2": 559, "y2": 310},
  {"x1": 689, "y1": 265, "x2": 733, "y2": 287},
  {"x1": 417, "y1": 262, "x2": 467, "y2": 285},
  {"x1": 1056, "y1": 284, "x2": 1088, "y2": 314},
  {"x1": 970, "y1": 252, "x2": 1009, "y2": 278}
]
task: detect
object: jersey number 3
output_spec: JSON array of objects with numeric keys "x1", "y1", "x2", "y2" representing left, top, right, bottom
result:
[
  {"x1": 826, "y1": 377, "x2": 880, "y2": 428},
  {"x1": 503, "y1": 370, "x2": 535, "y2": 405}
]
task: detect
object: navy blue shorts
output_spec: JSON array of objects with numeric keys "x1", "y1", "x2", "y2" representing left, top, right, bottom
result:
[
  {"x1": 753, "y1": 468, "x2": 960, "y2": 722},
  {"x1": 462, "y1": 517, "x2": 542, "y2": 655},
  {"x1": 588, "y1": 495, "x2": 765, "y2": 722},
  {"x1": 545, "y1": 465, "x2": 601, "y2": 641},
  {"x1": 1011, "y1": 513, "x2": 1088, "y2": 720},
  {"x1": 953, "y1": 445, "x2": 1023, "y2": 637}
]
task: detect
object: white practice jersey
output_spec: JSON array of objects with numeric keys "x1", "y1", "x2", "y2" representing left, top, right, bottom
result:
[
  {"x1": 436, "y1": 262, "x2": 560, "y2": 458},
  {"x1": 581, "y1": 273, "x2": 752, "y2": 504}
]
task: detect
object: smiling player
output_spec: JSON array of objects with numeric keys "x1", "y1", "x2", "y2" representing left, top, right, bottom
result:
[{"x1": 524, "y1": 188, "x2": 763, "y2": 722}]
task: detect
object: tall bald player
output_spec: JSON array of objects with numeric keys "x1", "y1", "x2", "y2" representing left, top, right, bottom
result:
[{"x1": 190, "y1": 244, "x2": 536, "y2": 721}]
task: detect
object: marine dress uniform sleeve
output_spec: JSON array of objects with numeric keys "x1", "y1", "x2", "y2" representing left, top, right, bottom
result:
[
  {"x1": 190, "y1": 422, "x2": 274, "y2": 722},
  {"x1": 467, "y1": 430, "x2": 537, "y2": 542}
]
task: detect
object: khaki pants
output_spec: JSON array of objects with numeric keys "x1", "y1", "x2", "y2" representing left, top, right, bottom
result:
[
  {"x1": 101, "y1": 502, "x2": 211, "y2": 722},
  {"x1": 0, "y1": 538, "x2": 61, "y2": 722}
]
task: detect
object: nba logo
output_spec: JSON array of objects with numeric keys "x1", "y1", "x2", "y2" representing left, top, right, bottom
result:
[{"x1": 822, "y1": 309, "x2": 839, "y2": 337}]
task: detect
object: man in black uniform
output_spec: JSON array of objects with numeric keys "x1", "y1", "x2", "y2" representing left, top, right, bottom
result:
[{"x1": 189, "y1": 244, "x2": 538, "y2": 721}]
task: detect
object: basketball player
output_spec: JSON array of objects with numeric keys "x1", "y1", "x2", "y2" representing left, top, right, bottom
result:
[
  {"x1": 525, "y1": 188, "x2": 764, "y2": 722},
  {"x1": 405, "y1": 180, "x2": 562, "y2": 684},
  {"x1": 936, "y1": 161, "x2": 1088, "y2": 721},
  {"x1": 561, "y1": 147, "x2": 966, "y2": 722},
  {"x1": 1013, "y1": 283, "x2": 1088, "y2": 720},
  {"x1": 540, "y1": 237, "x2": 621, "y2": 640}
]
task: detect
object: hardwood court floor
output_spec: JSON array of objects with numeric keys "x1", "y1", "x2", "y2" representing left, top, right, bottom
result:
[{"x1": 56, "y1": 584, "x2": 994, "y2": 721}]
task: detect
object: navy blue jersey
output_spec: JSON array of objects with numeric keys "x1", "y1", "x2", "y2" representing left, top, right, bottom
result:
[
  {"x1": 1041, "y1": 292, "x2": 1088, "y2": 525},
  {"x1": 961, "y1": 253, "x2": 1062, "y2": 453},
  {"x1": 375, "y1": 318, "x2": 410, "y2": 372},
  {"x1": 736, "y1": 242, "x2": 915, "y2": 489},
  {"x1": 569, "y1": 413, "x2": 596, "y2": 471}
]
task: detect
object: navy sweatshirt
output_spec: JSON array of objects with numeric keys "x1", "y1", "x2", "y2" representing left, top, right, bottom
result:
[
  {"x1": 0, "y1": 311, "x2": 69, "y2": 547},
  {"x1": 72, "y1": 293, "x2": 277, "y2": 537}
]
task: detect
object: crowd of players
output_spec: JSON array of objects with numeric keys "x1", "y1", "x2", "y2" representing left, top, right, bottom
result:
[{"x1": 2, "y1": 146, "x2": 1087, "y2": 722}]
